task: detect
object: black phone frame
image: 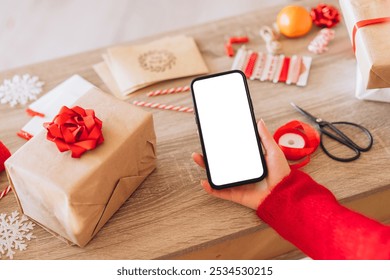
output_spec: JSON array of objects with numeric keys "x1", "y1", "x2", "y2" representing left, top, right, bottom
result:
[{"x1": 191, "y1": 70, "x2": 268, "y2": 189}]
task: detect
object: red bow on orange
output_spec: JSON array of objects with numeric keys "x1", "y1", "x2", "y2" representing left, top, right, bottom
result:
[{"x1": 44, "y1": 106, "x2": 104, "y2": 158}]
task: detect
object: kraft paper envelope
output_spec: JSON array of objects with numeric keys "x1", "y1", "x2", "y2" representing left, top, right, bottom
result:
[
  {"x1": 101, "y1": 35, "x2": 208, "y2": 96},
  {"x1": 93, "y1": 61, "x2": 126, "y2": 100},
  {"x1": 93, "y1": 60, "x2": 154, "y2": 100},
  {"x1": 6, "y1": 87, "x2": 156, "y2": 247}
]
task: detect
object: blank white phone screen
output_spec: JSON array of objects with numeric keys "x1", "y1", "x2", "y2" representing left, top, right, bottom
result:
[{"x1": 192, "y1": 72, "x2": 264, "y2": 187}]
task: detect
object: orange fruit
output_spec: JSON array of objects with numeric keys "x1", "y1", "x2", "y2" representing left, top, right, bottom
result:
[{"x1": 277, "y1": 5, "x2": 312, "y2": 38}]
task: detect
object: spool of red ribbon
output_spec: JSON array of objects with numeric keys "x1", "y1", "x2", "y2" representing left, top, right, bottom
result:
[
  {"x1": 274, "y1": 120, "x2": 320, "y2": 169},
  {"x1": 44, "y1": 106, "x2": 104, "y2": 158}
]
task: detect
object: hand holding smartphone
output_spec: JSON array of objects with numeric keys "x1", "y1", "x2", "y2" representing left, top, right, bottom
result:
[{"x1": 191, "y1": 70, "x2": 267, "y2": 189}]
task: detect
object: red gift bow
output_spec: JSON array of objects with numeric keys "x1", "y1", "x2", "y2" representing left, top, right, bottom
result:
[
  {"x1": 0, "y1": 141, "x2": 12, "y2": 200},
  {"x1": 311, "y1": 3, "x2": 341, "y2": 28},
  {"x1": 44, "y1": 106, "x2": 104, "y2": 158},
  {"x1": 273, "y1": 120, "x2": 320, "y2": 169},
  {"x1": 352, "y1": 17, "x2": 390, "y2": 54},
  {"x1": 0, "y1": 140, "x2": 11, "y2": 171}
]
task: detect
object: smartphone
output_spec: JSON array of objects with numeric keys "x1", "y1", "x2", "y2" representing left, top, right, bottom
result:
[{"x1": 191, "y1": 70, "x2": 267, "y2": 189}]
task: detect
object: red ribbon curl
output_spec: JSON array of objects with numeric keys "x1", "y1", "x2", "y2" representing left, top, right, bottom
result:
[
  {"x1": 274, "y1": 120, "x2": 320, "y2": 169},
  {"x1": 44, "y1": 106, "x2": 104, "y2": 158}
]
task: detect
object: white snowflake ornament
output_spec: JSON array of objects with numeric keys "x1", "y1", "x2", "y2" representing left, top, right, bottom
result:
[
  {"x1": 0, "y1": 74, "x2": 44, "y2": 107},
  {"x1": 0, "y1": 211, "x2": 35, "y2": 259}
]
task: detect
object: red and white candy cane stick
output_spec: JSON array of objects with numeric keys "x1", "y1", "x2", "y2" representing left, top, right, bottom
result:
[
  {"x1": 0, "y1": 185, "x2": 11, "y2": 200},
  {"x1": 146, "y1": 85, "x2": 190, "y2": 97},
  {"x1": 133, "y1": 100, "x2": 194, "y2": 113}
]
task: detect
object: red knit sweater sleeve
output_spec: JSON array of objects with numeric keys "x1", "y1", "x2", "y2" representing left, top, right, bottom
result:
[{"x1": 257, "y1": 169, "x2": 390, "y2": 259}]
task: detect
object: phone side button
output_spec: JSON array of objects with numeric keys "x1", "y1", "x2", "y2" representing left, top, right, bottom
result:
[
  {"x1": 194, "y1": 114, "x2": 199, "y2": 125},
  {"x1": 249, "y1": 101, "x2": 254, "y2": 112},
  {"x1": 194, "y1": 114, "x2": 199, "y2": 135}
]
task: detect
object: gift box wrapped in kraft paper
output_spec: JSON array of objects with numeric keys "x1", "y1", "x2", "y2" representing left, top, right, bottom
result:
[
  {"x1": 339, "y1": 0, "x2": 390, "y2": 102},
  {"x1": 5, "y1": 85, "x2": 156, "y2": 247}
]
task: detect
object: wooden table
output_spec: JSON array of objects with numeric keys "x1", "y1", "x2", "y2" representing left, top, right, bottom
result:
[{"x1": 1, "y1": 0, "x2": 390, "y2": 259}]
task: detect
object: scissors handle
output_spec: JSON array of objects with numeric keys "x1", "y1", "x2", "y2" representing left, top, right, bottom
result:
[
  {"x1": 319, "y1": 121, "x2": 373, "y2": 162},
  {"x1": 325, "y1": 121, "x2": 373, "y2": 151},
  {"x1": 319, "y1": 136, "x2": 360, "y2": 162}
]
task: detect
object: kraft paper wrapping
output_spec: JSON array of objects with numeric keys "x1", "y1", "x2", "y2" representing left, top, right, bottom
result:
[
  {"x1": 355, "y1": 66, "x2": 390, "y2": 102},
  {"x1": 5, "y1": 88, "x2": 157, "y2": 247},
  {"x1": 94, "y1": 35, "x2": 209, "y2": 97},
  {"x1": 340, "y1": 0, "x2": 390, "y2": 90}
]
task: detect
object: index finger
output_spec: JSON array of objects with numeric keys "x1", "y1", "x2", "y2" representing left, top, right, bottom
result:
[
  {"x1": 257, "y1": 119, "x2": 281, "y2": 154},
  {"x1": 192, "y1": 152, "x2": 206, "y2": 169}
]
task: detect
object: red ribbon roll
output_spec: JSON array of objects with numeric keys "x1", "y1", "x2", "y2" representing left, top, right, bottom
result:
[
  {"x1": 44, "y1": 106, "x2": 104, "y2": 158},
  {"x1": 352, "y1": 17, "x2": 390, "y2": 54},
  {"x1": 274, "y1": 120, "x2": 320, "y2": 169}
]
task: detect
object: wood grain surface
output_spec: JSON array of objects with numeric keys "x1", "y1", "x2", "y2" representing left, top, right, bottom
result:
[{"x1": 1, "y1": 0, "x2": 389, "y2": 259}]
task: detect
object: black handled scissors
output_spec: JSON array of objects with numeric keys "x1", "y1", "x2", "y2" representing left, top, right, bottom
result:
[{"x1": 291, "y1": 103, "x2": 373, "y2": 162}]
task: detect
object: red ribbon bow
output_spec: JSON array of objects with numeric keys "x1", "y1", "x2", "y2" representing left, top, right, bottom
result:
[
  {"x1": 0, "y1": 141, "x2": 11, "y2": 172},
  {"x1": 311, "y1": 3, "x2": 341, "y2": 28},
  {"x1": 44, "y1": 106, "x2": 104, "y2": 158},
  {"x1": 274, "y1": 120, "x2": 320, "y2": 169}
]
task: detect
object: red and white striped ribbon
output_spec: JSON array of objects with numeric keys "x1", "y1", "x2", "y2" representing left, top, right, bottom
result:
[
  {"x1": 308, "y1": 28, "x2": 335, "y2": 54},
  {"x1": 146, "y1": 85, "x2": 190, "y2": 97},
  {"x1": 133, "y1": 100, "x2": 194, "y2": 113},
  {"x1": 0, "y1": 185, "x2": 11, "y2": 200}
]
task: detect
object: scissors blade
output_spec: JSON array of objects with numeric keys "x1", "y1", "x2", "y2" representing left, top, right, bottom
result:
[{"x1": 290, "y1": 102, "x2": 319, "y2": 123}]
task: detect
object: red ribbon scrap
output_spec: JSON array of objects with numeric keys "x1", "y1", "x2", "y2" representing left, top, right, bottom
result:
[
  {"x1": 352, "y1": 17, "x2": 390, "y2": 53},
  {"x1": 225, "y1": 36, "x2": 249, "y2": 57},
  {"x1": 26, "y1": 108, "x2": 45, "y2": 118},
  {"x1": 273, "y1": 120, "x2": 320, "y2": 169},
  {"x1": 44, "y1": 106, "x2": 104, "y2": 158}
]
